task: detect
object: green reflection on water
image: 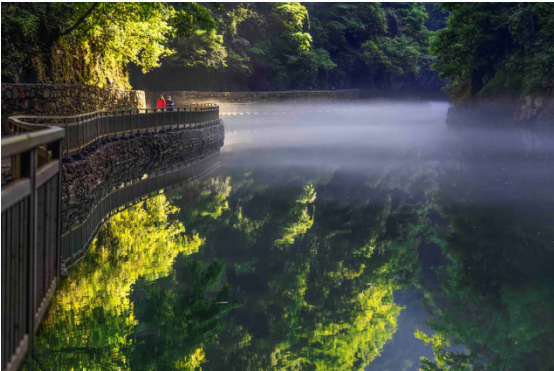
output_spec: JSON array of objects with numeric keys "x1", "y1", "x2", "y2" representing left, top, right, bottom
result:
[
  {"x1": 29, "y1": 194, "x2": 238, "y2": 370},
  {"x1": 30, "y1": 142, "x2": 554, "y2": 370},
  {"x1": 416, "y1": 203, "x2": 554, "y2": 371},
  {"x1": 170, "y1": 168, "x2": 430, "y2": 371}
]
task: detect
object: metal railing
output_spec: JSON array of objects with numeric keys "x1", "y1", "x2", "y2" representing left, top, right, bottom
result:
[
  {"x1": 1, "y1": 103, "x2": 220, "y2": 371},
  {"x1": 1, "y1": 124, "x2": 64, "y2": 371},
  {"x1": 7, "y1": 104, "x2": 219, "y2": 159},
  {"x1": 61, "y1": 151, "x2": 221, "y2": 267}
]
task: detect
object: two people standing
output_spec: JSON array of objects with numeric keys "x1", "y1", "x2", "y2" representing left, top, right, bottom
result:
[{"x1": 156, "y1": 95, "x2": 175, "y2": 111}]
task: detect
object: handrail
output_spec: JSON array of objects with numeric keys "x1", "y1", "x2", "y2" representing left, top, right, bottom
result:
[
  {"x1": 1, "y1": 122, "x2": 64, "y2": 371},
  {"x1": 7, "y1": 103, "x2": 220, "y2": 160},
  {"x1": 7, "y1": 106, "x2": 219, "y2": 131},
  {"x1": 1, "y1": 127, "x2": 64, "y2": 157},
  {"x1": 8, "y1": 104, "x2": 218, "y2": 122}
]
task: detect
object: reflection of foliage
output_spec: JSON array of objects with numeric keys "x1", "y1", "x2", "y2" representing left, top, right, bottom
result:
[
  {"x1": 416, "y1": 203, "x2": 554, "y2": 371},
  {"x1": 173, "y1": 167, "x2": 433, "y2": 371},
  {"x1": 415, "y1": 330, "x2": 471, "y2": 371},
  {"x1": 30, "y1": 195, "x2": 205, "y2": 370},
  {"x1": 199, "y1": 177, "x2": 232, "y2": 219},
  {"x1": 274, "y1": 185, "x2": 316, "y2": 246},
  {"x1": 127, "y1": 258, "x2": 241, "y2": 370}
]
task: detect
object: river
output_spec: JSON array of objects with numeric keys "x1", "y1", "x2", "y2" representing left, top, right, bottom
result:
[{"x1": 30, "y1": 100, "x2": 554, "y2": 370}]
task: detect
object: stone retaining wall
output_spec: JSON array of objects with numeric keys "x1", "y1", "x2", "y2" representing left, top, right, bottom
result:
[
  {"x1": 1, "y1": 83, "x2": 146, "y2": 132},
  {"x1": 61, "y1": 122, "x2": 224, "y2": 231},
  {"x1": 145, "y1": 89, "x2": 360, "y2": 107}
]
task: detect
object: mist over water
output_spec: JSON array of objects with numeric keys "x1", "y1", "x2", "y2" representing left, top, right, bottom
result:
[
  {"x1": 223, "y1": 101, "x2": 450, "y2": 152},
  {"x1": 32, "y1": 100, "x2": 554, "y2": 370},
  {"x1": 215, "y1": 100, "x2": 554, "y2": 370}
]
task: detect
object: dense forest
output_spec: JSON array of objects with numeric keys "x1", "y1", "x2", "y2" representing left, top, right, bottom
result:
[{"x1": 2, "y1": 2, "x2": 553, "y2": 101}]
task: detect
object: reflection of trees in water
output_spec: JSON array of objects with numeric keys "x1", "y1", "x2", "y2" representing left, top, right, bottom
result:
[
  {"x1": 29, "y1": 195, "x2": 235, "y2": 370},
  {"x1": 176, "y1": 140, "x2": 554, "y2": 371},
  {"x1": 413, "y1": 125, "x2": 554, "y2": 370},
  {"x1": 128, "y1": 258, "x2": 241, "y2": 370},
  {"x1": 171, "y1": 164, "x2": 438, "y2": 371},
  {"x1": 29, "y1": 126, "x2": 554, "y2": 371},
  {"x1": 416, "y1": 203, "x2": 554, "y2": 371}
]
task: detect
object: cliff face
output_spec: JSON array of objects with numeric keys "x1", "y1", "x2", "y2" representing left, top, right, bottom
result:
[
  {"x1": 516, "y1": 95, "x2": 554, "y2": 122},
  {"x1": 447, "y1": 90, "x2": 554, "y2": 128}
]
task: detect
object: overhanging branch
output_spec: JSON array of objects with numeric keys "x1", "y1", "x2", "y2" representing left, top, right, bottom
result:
[{"x1": 59, "y1": 3, "x2": 99, "y2": 37}]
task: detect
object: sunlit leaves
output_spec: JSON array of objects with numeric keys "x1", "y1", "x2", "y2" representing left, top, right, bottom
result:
[
  {"x1": 1, "y1": 2, "x2": 219, "y2": 87},
  {"x1": 32, "y1": 195, "x2": 204, "y2": 370}
]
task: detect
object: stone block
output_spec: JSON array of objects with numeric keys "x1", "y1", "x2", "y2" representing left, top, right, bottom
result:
[{"x1": 20, "y1": 99, "x2": 32, "y2": 110}]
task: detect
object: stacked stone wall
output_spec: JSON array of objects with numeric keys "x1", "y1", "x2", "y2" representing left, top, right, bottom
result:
[
  {"x1": 145, "y1": 89, "x2": 360, "y2": 107},
  {"x1": 1, "y1": 83, "x2": 145, "y2": 131},
  {"x1": 61, "y1": 122, "x2": 224, "y2": 231}
]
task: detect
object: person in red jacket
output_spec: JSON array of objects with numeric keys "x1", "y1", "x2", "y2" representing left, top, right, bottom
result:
[{"x1": 157, "y1": 95, "x2": 166, "y2": 111}]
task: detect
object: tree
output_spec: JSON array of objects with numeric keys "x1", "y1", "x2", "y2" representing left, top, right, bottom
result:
[
  {"x1": 430, "y1": 3, "x2": 554, "y2": 102},
  {"x1": 1, "y1": 2, "x2": 219, "y2": 87}
]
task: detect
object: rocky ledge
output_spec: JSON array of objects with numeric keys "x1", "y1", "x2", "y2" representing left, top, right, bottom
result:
[{"x1": 62, "y1": 121, "x2": 224, "y2": 232}]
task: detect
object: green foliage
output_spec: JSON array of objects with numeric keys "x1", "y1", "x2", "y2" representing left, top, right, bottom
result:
[
  {"x1": 305, "y1": 2, "x2": 433, "y2": 90},
  {"x1": 132, "y1": 2, "x2": 439, "y2": 92},
  {"x1": 430, "y1": 3, "x2": 554, "y2": 101},
  {"x1": 3, "y1": 2, "x2": 447, "y2": 92},
  {"x1": 1, "y1": 2, "x2": 218, "y2": 87}
]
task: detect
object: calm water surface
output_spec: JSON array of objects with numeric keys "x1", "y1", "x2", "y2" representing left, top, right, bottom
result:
[{"x1": 32, "y1": 101, "x2": 554, "y2": 370}]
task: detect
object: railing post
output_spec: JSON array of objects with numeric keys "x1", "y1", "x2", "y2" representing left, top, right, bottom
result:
[
  {"x1": 102, "y1": 112, "x2": 106, "y2": 140},
  {"x1": 122, "y1": 110, "x2": 125, "y2": 136},
  {"x1": 104, "y1": 112, "x2": 108, "y2": 140},
  {"x1": 18, "y1": 146, "x2": 37, "y2": 357},
  {"x1": 77, "y1": 117, "x2": 81, "y2": 154},
  {"x1": 136, "y1": 109, "x2": 140, "y2": 135},
  {"x1": 64, "y1": 119, "x2": 69, "y2": 158},
  {"x1": 146, "y1": 109, "x2": 149, "y2": 133},
  {"x1": 114, "y1": 111, "x2": 118, "y2": 139}
]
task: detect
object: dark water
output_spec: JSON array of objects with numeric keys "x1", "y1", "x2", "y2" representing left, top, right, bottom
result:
[{"x1": 31, "y1": 101, "x2": 554, "y2": 370}]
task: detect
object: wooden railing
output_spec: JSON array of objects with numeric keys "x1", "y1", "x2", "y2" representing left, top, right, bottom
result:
[
  {"x1": 6, "y1": 104, "x2": 219, "y2": 160},
  {"x1": 62, "y1": 150, "x2": 220, "y2": 267},
  {"x1": 1, "y1": 125, "x2": 64, "y2": 371}
]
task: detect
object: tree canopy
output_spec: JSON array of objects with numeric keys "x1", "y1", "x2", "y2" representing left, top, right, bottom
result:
[
  {"x1": 3, "y1": 2, "x2": 553, "y2": 100},
  {"x1": 430, "y1": 3, "x2": 554, "y2": 101},
  {"x1": 132, "y1": 2, "x2": 441, "y2": 92},
  {"x1": 1, "y1": 2, "x2": 446, "y2": 92},
  {"x1": 1, "y1": 2, "x2": 219, "y2": 88}
]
